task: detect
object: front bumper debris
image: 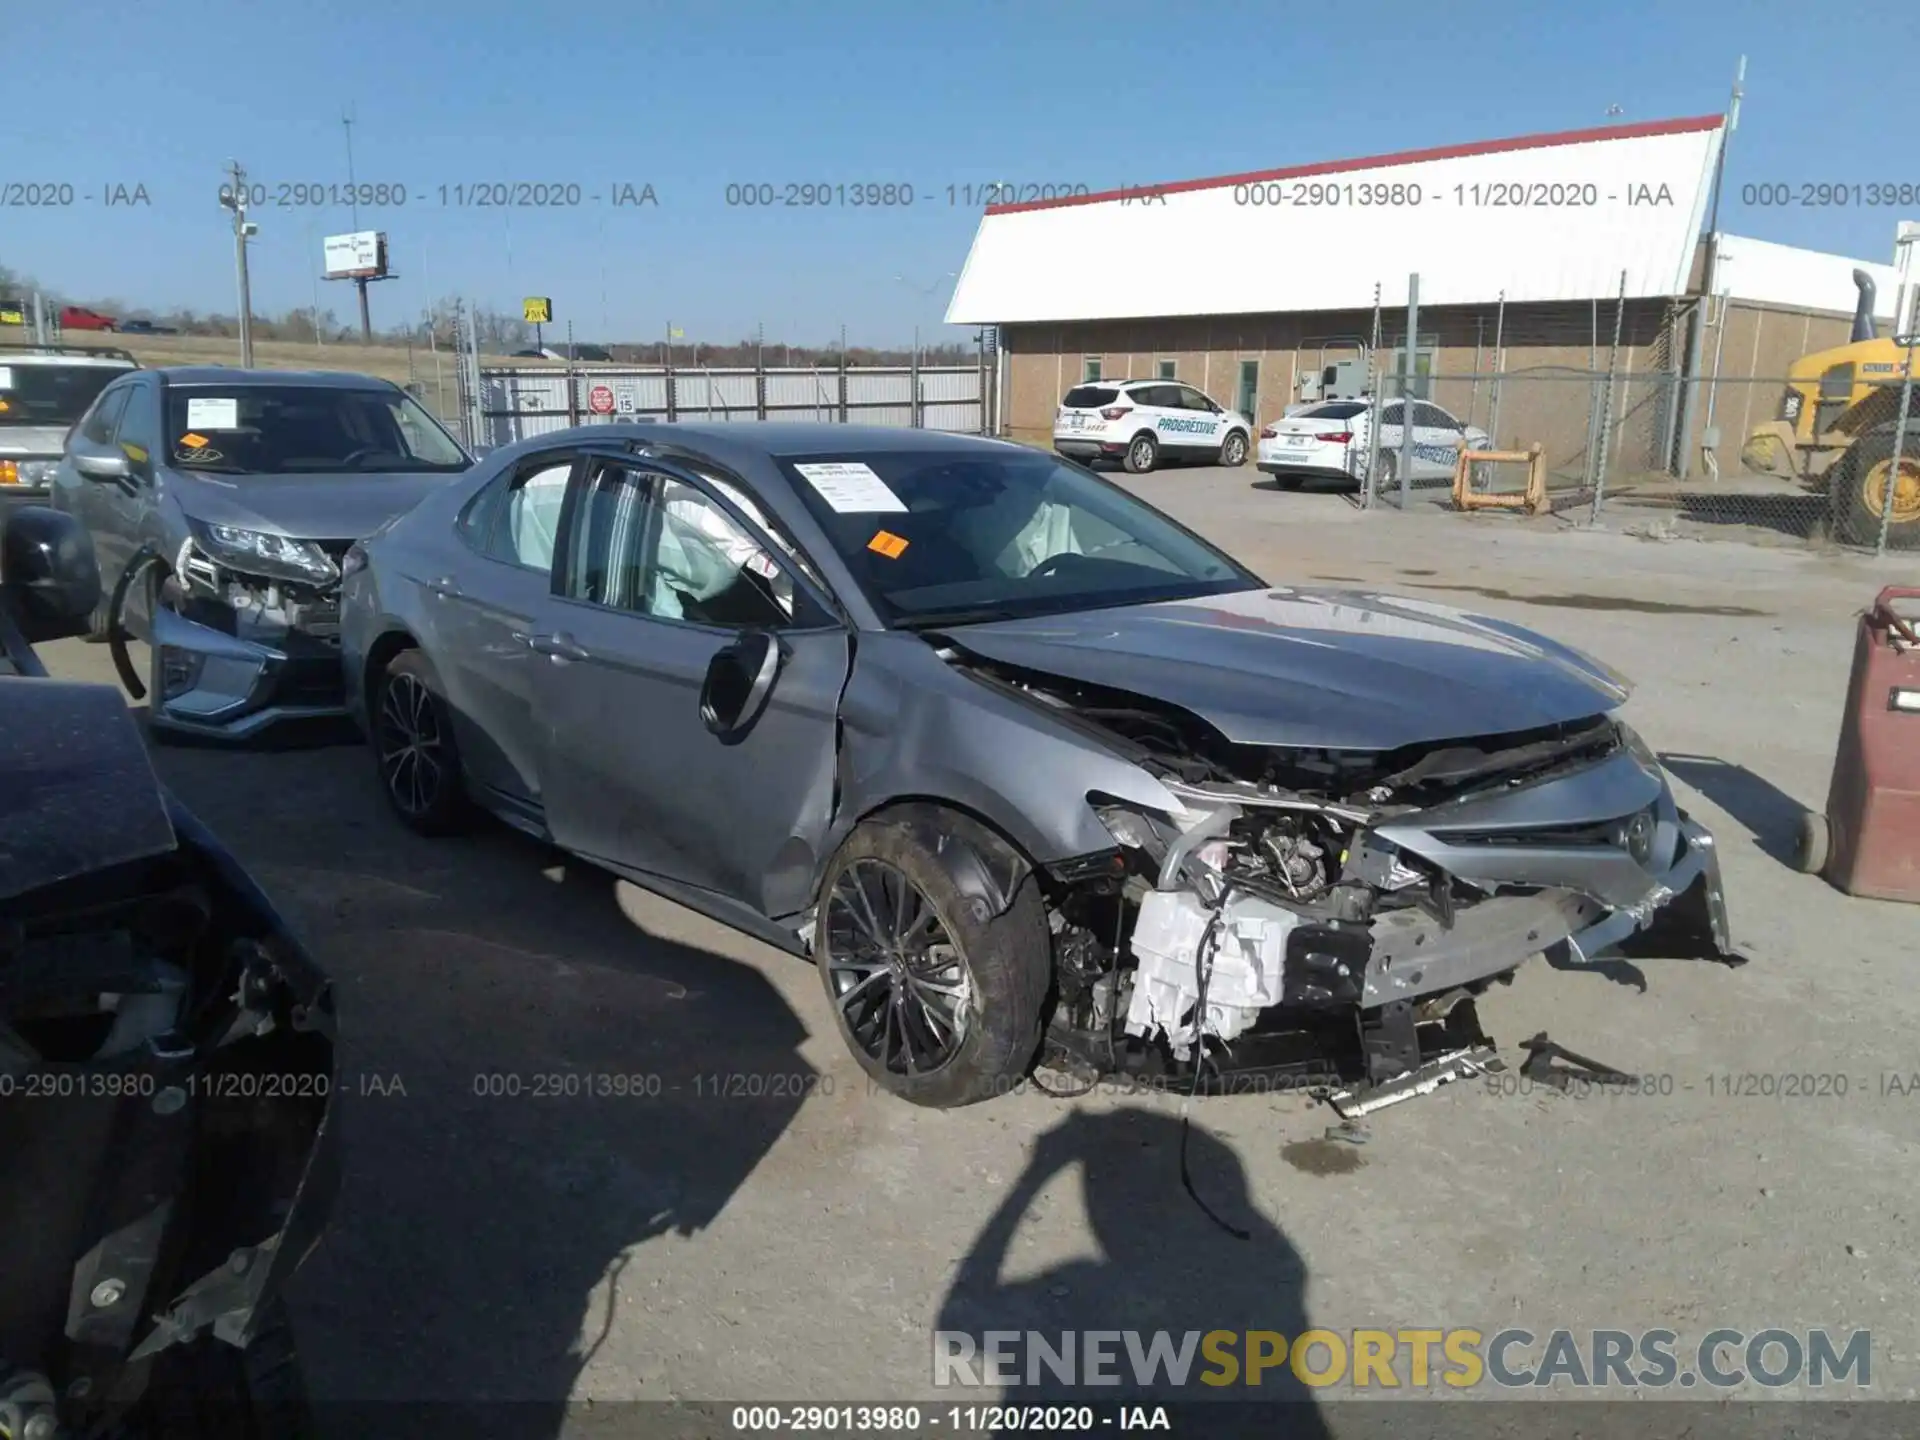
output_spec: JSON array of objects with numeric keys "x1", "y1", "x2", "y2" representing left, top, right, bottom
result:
[
  {"x1": 145, "y1": 602, "x2": 347, "y2": 739},
  {"x1": 1099, "y1": 743, "x2": 1737, "y2": 1096}
]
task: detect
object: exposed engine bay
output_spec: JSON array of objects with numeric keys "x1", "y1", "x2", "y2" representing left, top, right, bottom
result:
[{"x1": 957, "y1": 656, "x2": 1737, "y2": 1095}]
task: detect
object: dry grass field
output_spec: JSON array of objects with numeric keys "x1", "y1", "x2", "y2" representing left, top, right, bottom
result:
[{"x1": 3, "y1": 329, "x2": 515, "y2": 422}]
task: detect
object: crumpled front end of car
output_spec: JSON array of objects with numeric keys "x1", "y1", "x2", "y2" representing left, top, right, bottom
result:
[
  {"x1": 113, "y1": 531, "x2": 356, "y2": 741},
  {"x1": 984, "y1": 662, "x2": 1736, "y2": 1092}
]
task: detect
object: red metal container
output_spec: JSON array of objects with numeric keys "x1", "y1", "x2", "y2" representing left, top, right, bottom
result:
[{"x1": 1807, "y1": 586, "x2": 1920, "y2": 901}]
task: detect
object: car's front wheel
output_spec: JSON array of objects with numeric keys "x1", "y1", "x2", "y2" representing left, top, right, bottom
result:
[
  {"x1": 372, "y1": 649, "x2": 472, "y2": 835},
  {"x1": 1124, "y1": 433, "x2": 1159, "y2": 474},
  {"x1": 1219, "y1": 430, "x2": 1248, "y2": 467},
  {"x1": 814, "y1": 808, "x2": 1050, "y2": 1108}
]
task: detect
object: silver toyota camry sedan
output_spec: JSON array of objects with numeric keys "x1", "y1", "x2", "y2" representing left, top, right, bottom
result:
[{"x1": 339, "y1": 423, "x2": 1733, "y2": 1108}]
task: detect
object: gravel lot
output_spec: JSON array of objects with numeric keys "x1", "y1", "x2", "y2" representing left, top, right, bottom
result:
[{"x1": 34, "y1": 465, "x2": 1920, "y2": 1429}]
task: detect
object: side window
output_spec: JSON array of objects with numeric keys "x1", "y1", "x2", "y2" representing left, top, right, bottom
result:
[
  {"x1": 117, "y1": 380, "x2": 159, "y2": 470},
  {"x1": 494, "y1": 462, "x2": 572, "y2": 571},
  {"x1": 1380, "y1": 402, "x2": 1406, "y2": 428},
  {"x1": 558, "y1": 462, "x2": 803, "y2": 629},
  {"x1": 80, "y1": 384, "x2": 132, "y2": 446},
  {"x1": 1414, "y1": 403, "x2": 1455, "y2": 431},
  {"x1": 1140, "y1": 386, "x2": 1177, "y2": 409},
  {"x1": 646, "y1": 478, "x2": 795, "y2": 628},
  {"x1": 459, "y1": 456, "x2": 574, "y2": 571},
  {"x1": 561, "y1": 462, "x2": 654, "y2": 610},
  {"x1": 1179, "y1": 387, "x2": 1216, "y2": 412}
]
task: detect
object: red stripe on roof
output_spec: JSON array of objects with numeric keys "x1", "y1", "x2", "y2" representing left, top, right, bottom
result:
[{"x1": 983, "y1": 113, "x2": 1725, "y2": 216}]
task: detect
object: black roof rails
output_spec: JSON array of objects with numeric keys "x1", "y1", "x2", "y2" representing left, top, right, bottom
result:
[{"x1": 0, "y1": 341, "x2": 139, "y2": 364}]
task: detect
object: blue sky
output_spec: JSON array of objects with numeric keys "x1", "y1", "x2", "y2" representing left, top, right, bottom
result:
[{"x1": 9, "y1": 0, "x2": 1917, "y2": 345}]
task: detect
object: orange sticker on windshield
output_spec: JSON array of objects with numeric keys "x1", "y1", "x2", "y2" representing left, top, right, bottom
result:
[
  {"x1": 179, "y1": 433, "x2": 208, "y2": 448},
  {"x1": 867, "y1": 530, "x2": 909, "y2": 559}
]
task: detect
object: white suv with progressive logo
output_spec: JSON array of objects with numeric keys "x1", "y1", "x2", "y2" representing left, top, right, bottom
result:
[{"x1": 1053, "y1": 379, "x2": 1251, "y2": 474}]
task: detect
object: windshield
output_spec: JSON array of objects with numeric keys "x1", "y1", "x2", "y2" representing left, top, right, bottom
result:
[
  {"x1": 778, "y1": 447, "x2": 1261, "y2": 628},
  {"x1": 0, "y1": 362, "x2": 132, "y2": 428},
  {"x1": 1302, "y1": 401, "x2": 1368, "y2": 419},
  {"x1": 163, "y1": 385, "x2": 470, "y2": 475}
]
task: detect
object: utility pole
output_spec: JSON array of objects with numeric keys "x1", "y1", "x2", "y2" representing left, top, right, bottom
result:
[
  {"x1": 220, "y1": 161, "x2": 258, "y2": 368},
  {"x1": 342, "y1": 110, "x2": 375, "y2": 342},
  {"x1": 1674, "y1": 55, "x2": 1744, "y2": 477}
]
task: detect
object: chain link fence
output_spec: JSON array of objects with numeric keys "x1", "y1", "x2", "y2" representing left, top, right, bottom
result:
[{"x1": 1345, "y1": 279, "x2": 1920, "y2": 555}]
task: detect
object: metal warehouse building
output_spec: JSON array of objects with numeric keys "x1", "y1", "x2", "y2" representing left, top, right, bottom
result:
[{"x1": 947, "y1": 115, "x2": 1900, "y2": 484}]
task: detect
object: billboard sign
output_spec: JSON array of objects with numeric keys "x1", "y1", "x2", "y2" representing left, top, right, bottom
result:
[{"x1": 323, "y1": 231, "x2": 389, "y2": 280}]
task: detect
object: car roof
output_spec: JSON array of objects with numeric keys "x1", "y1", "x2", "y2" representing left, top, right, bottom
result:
[
  {"x1": 0, "y1": 347, "x2": 138, "y2": 369},
  {"x1": 563, "y1": 420, "x2": 1024, "y2": 459},
  {"x1": 153, "y1": 367, "x2": 405, "y2": 390}
]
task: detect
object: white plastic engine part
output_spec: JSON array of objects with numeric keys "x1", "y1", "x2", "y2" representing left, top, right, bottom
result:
[{"x1": 1123, "y1": 890, "x2": 1301, "y2": 1056}]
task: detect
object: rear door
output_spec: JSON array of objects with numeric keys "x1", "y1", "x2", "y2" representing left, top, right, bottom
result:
[
  {"x1": 428, "y1": 448, "x2": 580, "y2": 811},
  {"x1": 1411, "y1": 402, "x2": 1465, "y2": 480},
  {"x1": 531, "y1": 455, "x2": 850, "y2": 920},
  {"x1": 1378, "y1": 401, "x2": 1409, "y2": 474}
]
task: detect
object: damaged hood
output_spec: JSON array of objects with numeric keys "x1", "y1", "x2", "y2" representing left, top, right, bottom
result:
[
  {"x1": 945, "y1": 585, "x2": 1631, "y2": 751},
  {"x1": 165, "y1": 469, "x2": 460, "y2": 542}
]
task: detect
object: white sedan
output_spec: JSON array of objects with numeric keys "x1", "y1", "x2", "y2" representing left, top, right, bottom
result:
[{"x1": 1257, "y1": 398, "x2": 1490, "y2": 490}]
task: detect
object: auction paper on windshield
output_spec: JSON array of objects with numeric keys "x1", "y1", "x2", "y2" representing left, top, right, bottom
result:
[
  {"x1": 186, "y1": 397, "x2": 240, "y2": 431},
  {"x1": 792, "y1": 461, "x2": 907, "y2": 514}
]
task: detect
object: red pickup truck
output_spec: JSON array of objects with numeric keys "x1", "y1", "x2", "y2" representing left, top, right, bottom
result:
[{"x1": 59, "y1": 305, "x2": 117, "y2": 331}]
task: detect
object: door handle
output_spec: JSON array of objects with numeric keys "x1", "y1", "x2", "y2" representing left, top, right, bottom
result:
[
  {"x1": 428, "y1": 575, "x2": 460, "y2": 599},
  {"x1": 527, "y1": 631, "x2": 590, "y2": 662}
]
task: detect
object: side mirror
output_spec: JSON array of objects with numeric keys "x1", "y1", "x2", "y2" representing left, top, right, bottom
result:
[
  {"x1": 71, "y1": 437, "x2": 131, "y2": 481},
  {"x1": 1, "y1": 505, "x2": 101, "y2": 644},
  {"x1": 698, "y1": 629, "x2": 788, "y2": 744}
]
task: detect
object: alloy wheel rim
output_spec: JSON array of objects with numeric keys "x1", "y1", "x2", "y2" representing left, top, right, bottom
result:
[
  {"x1": 1225, "y1": 435, "x2": 1245, "y2": 464},
  {"x1": 824, "y1": 859, "x2": 973, "y2": 1076},
  {"x1": 377, "y1": 673, "x2": 444, "y2": 816},
  {"x1": 1131, "y1": 439, "x2": 1152, "y2": 467},
  {"x1": 1863, "y1": 458, "x2": 1920, "y2": 522}
]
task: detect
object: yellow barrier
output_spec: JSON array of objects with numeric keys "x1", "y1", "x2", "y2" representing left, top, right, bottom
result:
[{"x1": 1451, "y1": 444, "x2": 1547, "y2": 515}]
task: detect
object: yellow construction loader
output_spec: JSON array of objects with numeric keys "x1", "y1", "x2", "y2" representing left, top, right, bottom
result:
[{"x1": 1742, "y1": 269, "x2": 1920, "y2": 548}]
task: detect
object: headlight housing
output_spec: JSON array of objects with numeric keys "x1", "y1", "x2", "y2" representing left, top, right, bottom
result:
[
  {"x1": 0, "y1": 458, "x2": 59, "y2": 487},
  {"x1": 193, "y1": 522, "x2": 339, "y2": 586}
]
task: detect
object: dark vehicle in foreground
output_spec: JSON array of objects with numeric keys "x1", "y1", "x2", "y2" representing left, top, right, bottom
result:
[
  {"x1": 0, "y1": 344, "x2": 140, "y2": 499},
  {"x1": 0, "y1": 505, "x2": 336, "y2": 1437},
  {"x1": 46, "y1": 367, "x2": 472, "y2": 741},
  {"x1": 341, "y1": 423, "x2": 1733, "y2": 1107}
]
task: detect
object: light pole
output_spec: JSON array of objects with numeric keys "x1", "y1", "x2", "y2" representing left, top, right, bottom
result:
[
  {"x1": 219, "y1": 162, "x2": 258, "y2": 367},
  {"x1": 894, "y1": 272, "x2": 956, "y2": 366}
]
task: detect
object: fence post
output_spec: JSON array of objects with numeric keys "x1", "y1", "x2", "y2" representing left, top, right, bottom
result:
[
  {"x1": 1488, "y1": 291, "x2": 1506, "y2": 449},
  {"x1": 977, "y1": 330, "x2": 987, "y2": 435},
  {"x1": 1467, "y1": 315, "x2": 1484, "y2": 432},
  {"x1": 1362, "y1": 282, "x2": 1384, "y2": 510},
  {"x1": 1399, "y1": 273, "x2": 1418, "y2": 509},
  {"x1": 910, "y1": 346, "x2": 922, "y2": 428},
  {"x1": 1590, "y1": 270, "x2": 1628, "y2": 523},
  {"x1": 756, "y1": 336, "x2": 768, "y2": 421},
  {"x1": 1877, "y1": 330, "x2": 1918, "y2": 555}
]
